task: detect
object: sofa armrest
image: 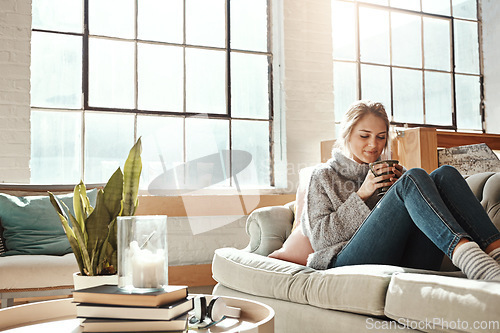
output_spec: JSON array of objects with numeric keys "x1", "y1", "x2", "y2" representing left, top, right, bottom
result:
[
  {"x1": 243, "y1": 203, "x2": 295, "y2": 256},
  {"x1": 465, "y1": 172, "x2": 500, "y2": 230},
  {"x1": 441, "y1": 171, "x2": 500, "y2": 272}
]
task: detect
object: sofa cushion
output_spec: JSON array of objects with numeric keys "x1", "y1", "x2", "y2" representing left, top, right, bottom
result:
[
  {"x1": 0, "y1": 253, "x2": 78, "y2": 289},
  {"x1": 385, "y1": 273, "x2": 500, "y2": 333},
  {"x1": 213, "y1": 248, "x2": 315, "y2": 302},
  {"x1": 0, "y1": 189, "x2": 97, "y2": 256},
  {"x1": 213, "y1": 247, "x2": 422, "y2": 316}
]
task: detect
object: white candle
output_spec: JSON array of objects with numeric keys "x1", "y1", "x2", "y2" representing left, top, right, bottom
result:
[{"x1": 129, "y1": 241, "x2": 166, "y2": 288}]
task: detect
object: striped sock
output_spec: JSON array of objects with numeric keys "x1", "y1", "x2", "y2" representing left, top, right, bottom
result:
[
  {"x1": 451, "y1": 242, "x2": 500, "y2": 281},
  {"x1": 489, "y1": 247, "x2": 500, "y2": 264}
]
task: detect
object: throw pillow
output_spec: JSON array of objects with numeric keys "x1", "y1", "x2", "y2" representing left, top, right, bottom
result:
[
  {"x1": 268, "y1": 226, "x2": 314, "y2": 266},
  {"x1": 0, "y1": 189, "x2": 98, "y2": 256},
  {"x1": 269, "y1": 166, "x2": 316, "y2": 266}
]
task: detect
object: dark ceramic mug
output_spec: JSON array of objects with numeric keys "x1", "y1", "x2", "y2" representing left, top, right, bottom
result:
[{"x1": 369, "y1": 159, "x2": 399, "y2": 196}]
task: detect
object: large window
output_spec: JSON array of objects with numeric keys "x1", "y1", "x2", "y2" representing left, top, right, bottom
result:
[
  {"x1": 332, "y1": 0, "x2": 482, "y2": 132},
  {"x1": 30, "y1": 0, "x2": 274, "y2": 192}
]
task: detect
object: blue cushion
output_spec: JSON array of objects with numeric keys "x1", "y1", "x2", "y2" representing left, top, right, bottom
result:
[{"x1": 0, "y1": 189, "x2": 98, "y2": 256}]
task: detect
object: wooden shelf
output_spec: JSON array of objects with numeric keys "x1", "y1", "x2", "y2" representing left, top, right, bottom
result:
[{"x1": 436, "y1": 131, "x2": 500, "y2": 150}]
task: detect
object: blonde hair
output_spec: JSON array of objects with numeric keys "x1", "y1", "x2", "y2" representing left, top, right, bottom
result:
[{"x1": 336, "y1": 100, "x2": 390, "y2": 156}]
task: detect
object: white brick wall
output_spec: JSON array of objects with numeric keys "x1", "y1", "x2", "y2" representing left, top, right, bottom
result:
[
  {"x1": 167, "y1": 216, "x2": 247, "y2": 265},
  {"x1": 283, "y1": 0, "x2": 336, "y2": 189},
  {"x1": 0, "y1": 0, "x2": 31, "y2": 183}
]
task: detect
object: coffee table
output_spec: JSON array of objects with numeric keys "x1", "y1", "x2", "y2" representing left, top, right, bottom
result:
[{"x1": 0, "y1": 294, "x2": 275, "y2": 332}]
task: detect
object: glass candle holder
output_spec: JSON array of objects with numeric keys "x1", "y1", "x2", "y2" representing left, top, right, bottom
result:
[{"x1": 117, "y1": 215, "x2": 168, "y2": 291}]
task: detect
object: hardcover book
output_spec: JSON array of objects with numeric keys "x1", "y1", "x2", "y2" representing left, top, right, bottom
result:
[
  {"x1": 76, "y1": 297, "x2": 193, "y2": 321},
  {"x1": 81, "y1": 314, "x2": 188, "y2": 332},
  {"x1": 73, "y1": 284, "x2": 188, "y2": 307}
]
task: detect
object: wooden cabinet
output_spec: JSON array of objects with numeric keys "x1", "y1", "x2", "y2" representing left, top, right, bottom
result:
[{"x1": 392, "y1": 127, "x2": 438, "y2": 173}]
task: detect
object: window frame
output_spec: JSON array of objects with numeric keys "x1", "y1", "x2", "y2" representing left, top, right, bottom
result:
[
  {"x1": 332, "y1": 0, "x2": 484, "y2": 133},
  {"x1": 30, "y1": 0, "x2": 278, "y2": 189}
]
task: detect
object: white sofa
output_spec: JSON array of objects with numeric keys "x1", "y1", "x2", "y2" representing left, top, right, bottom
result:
[
  {"x1": 0, "y1": 184, "x2": 99, "y2": 308},
  {"x1": 212, "y1": 172, "x2": 500, "y2": 333}
]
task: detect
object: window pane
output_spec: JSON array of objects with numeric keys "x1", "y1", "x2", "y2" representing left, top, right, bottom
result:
[
  {"x1": 333, "y1": 61, "x2": 357, "y2": 122},
  {"x1": 455, "y1": 74, "x2": 481, "y2": 130},
  {"x1": 84, "y1": 113, "x2": 135, "y2": 183},
  {"x1": 332, "y1": 0, "x2": 356, "y2": 61},
  {"x1": 138, "y1": 0, "x2": 183, "y2": 43},
  {"x1": 185, "y1": 118, "x2": 230, "y2": 188},
  {"x1": 391, "y1": 12, "x2": 422, "y2": 68},
  {"x1": 231, "y1": 0, "x2": 267, "y2": 52},
  {"x1": 360, "y1": 7, "x2": 390, "y2": 65},
  {"x1": 390, "y1": 0, "x2": 420, "y2": 11},
  {"x1": 452, "y1": 0, "x2": 477, "y2": 20},
  {"x1": 393, "y1": 68, "x2": 423, "y2": 124},
  {"x1": 186, "y1": 48, "x2": 226, "y2": 114},
  {"x1": 186, "y1": 0, "x2": 225, "y2": 48},
  {"x1": 138, "y1": 43, "x2": 183, "y2": 112},
  {"x1": 31, "y1": 32, "x2": 82, "y2": 109},
  {"x1": 32, "y1": 0, "x2": 83, "y2": 33},
  {"x1": 89, "y1": 38, "x2": 135, "y2": 109},
  {"x1": 361, "y1": 64, "x2": 391, "y2": 113},
  {"x1": 454, "y1": 20, "x2": 480, "y2": 74},
  {"x1": 30, "y1": 110, "x2": 82, "y2": 184},
  {"x1": 231, "y1": 53, "x2": 269, "y2": 119},
  {"x1": 423, "y1": 17, "x2": 451, "y2": 71},
  {"x1": 137, "y1": 116, "x2": 184, "y2": 191},
  {"x1": 89, "y1": 0, "x2": 135, "y2": 38},
  {"x1": 232, "y1": 120, "x2": 270, "y2": 187},
  {"x1": 422, "y1": 0, "x2": 451, "y2": 15},
  {"x1": 424, "y1": 71, "x2": 452, "y2": 126}
]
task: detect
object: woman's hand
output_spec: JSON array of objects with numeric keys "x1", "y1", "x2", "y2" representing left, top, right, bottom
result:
[
  {"x1": 392, "y1": 163, "x2": 404, "y2": 182},
  {"x1": 357, "y1": 163, "x2": 403, "y2": 201}
]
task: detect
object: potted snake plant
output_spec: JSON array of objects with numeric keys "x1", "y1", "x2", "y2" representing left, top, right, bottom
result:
[{"x1": 49, "y1": 138, "x2": 142, "y2": 287}]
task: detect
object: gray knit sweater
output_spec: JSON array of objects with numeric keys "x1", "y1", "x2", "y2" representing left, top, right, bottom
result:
[{"x1": 301, "y1": 149, "x2": 381, "y2": 269}]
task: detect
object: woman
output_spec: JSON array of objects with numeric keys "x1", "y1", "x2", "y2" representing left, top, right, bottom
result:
[{"x1": 301, "y1": 100, "x2": 500, "y2": 280}]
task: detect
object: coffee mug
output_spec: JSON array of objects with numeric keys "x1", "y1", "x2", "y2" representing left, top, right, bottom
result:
[{"x1": 369, "y1": 159, "x2": 399, "y2": 196}]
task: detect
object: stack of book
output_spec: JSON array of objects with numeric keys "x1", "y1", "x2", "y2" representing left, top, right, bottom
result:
[{"x1": 73, "y1": 284, "x2": 192, "y2": 332}]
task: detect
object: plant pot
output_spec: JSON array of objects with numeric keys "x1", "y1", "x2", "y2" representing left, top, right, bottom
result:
[{"x1": 73, "y1": 272, "x2": 118, "y2": 290}]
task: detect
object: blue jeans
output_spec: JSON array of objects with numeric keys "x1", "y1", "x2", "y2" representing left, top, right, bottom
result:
[{"x1": 331, "y1": 165, "x2": 500, "y2": 270}]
